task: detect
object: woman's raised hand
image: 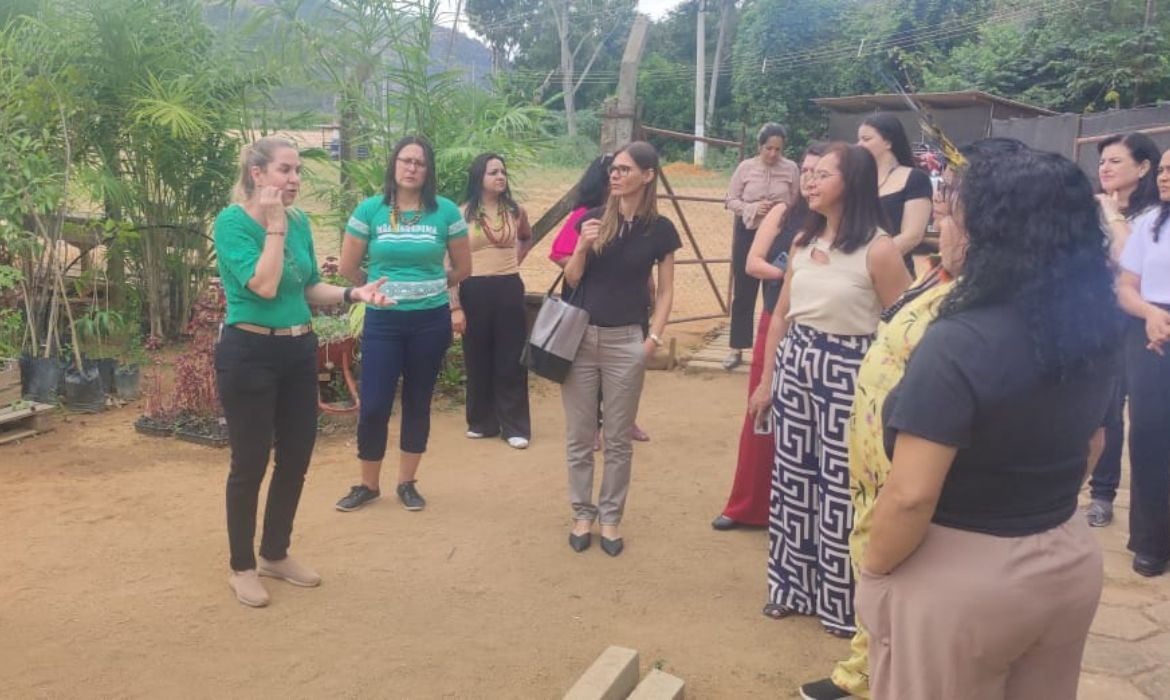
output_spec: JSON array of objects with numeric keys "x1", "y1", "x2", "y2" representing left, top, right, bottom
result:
[
  {"x1": 258, "y1": 186, "x2": 287, "y2": 233},
  {"x1": 577, "y1": 219, "x2": 601, "y2": 251},
  {"x1": 351, "y1": 277, "x2": 395, "y2": 307}
]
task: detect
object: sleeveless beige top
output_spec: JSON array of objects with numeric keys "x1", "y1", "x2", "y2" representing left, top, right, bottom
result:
[{"x1": 786, "y1": 233, "x2": 885, "y2": 336}]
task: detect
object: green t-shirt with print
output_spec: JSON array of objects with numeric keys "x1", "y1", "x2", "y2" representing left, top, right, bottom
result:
[
  {"x1": 345, "y1": 194, "x2": 468, "y2": 311},
  {"x1": 214, "y1": 204, "x2": 321, "y2": 327}
]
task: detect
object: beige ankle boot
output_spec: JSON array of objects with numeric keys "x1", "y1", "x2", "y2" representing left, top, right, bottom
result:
[
  {"x1": 229, "y1": 569, "x2": 270, "y2": 607},
  {"x1": 258, "y1": 555, "x2": 321, "y2": 587}
]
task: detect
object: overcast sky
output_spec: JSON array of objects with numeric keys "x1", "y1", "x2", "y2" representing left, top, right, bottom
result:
[{"x1": 439, "y1": 0, "x2": 684, "y2": 33}]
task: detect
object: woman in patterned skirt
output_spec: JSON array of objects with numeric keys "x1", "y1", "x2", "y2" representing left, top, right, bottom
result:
[{"x1": 748, "y1": 143, "x2": 910, "y2": 637}]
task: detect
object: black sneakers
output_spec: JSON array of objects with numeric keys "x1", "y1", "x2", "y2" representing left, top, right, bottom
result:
[
  {"x1": 396, "y1": 480, "x2": 426, "y2": 511},
  {"x1": 336, "y1": 484, "x2": 380, "y2": 512},
  {"x1": 799, "y1": 678, "x2": 853, "y2": 700}
]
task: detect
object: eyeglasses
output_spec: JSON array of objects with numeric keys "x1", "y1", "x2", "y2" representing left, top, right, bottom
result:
[
  {"x1": 397, "y1": 157, "x2": 427, "y2": 171},
  {"x1": 608, "y1": 164, "x2": 634, "y2": 177},
  {"x1": 808, "y1": 170, "x2": 839, "y2": 182}
]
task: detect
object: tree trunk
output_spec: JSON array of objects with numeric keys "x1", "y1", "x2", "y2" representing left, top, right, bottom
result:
[{"x1": 555, "y1": 0, "x2": 577, "y2": 137}]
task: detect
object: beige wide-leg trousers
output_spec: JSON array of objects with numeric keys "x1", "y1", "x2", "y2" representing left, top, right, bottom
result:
[{"x1": 857, "y1": 517, "x2": 1102, "y2": 700}]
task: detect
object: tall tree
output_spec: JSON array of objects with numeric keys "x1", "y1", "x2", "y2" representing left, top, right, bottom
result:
[{"x1": 465, "y1": 0, "x2": 540, "y2": 73}]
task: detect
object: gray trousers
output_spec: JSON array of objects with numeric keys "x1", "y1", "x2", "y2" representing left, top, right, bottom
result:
[{"x1": 562, "y1": 324, "x2": 647, "y2": 525}]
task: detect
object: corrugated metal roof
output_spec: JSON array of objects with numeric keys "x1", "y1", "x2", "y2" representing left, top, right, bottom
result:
[{"x1": 813, "y1": 90, "x2": 1056, "y2": 116}]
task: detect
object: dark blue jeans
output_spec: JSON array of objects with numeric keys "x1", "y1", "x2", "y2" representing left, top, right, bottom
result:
[
  {"x1": 358, "y1": 306, "x2": 452, "y2": 459},
  {"x1": 1089, "y1": 381, "x2": 1125, "y2": 502}
]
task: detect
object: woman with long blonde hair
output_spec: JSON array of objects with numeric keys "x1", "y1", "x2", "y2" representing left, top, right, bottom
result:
[{"x1": 561, "y1": 141, "x2": 681, "y2": 557}]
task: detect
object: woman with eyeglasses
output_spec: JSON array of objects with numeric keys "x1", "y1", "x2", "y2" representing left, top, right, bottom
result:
[
  {"x1": 723, "y1": 123, "x2": 801, "y2": 370},
  {"x1": 550, "y1": 153, "x2": 652, "y2": 447},
  {"x1": 748, "y1": 143, "x2": 911, "y2": 637},
  {"x1": 562, "y1": 141, "x2": 681, "y2": 557},
  {"x1": 1118, "y1": 146, "x2": 1170, "y2": 577},
  {"x1": 711, "y1": 142, "x2": 825, "y2": 532},
  {"x1": 459, "y1": 153, "x2": 534, "y2": 449},
  {"x1": 856, "y1": 148, "x2": 1122, "y2": 700},
  {"x1": 335, "y1": 135, "x2": 472, "y2": 513},
  {"x1": 214, "y1": 137, "x2": 392, "y2": 607},
  {"x1": 857, "y1": 114, "x2": 932, "y2": 276},
  {"x1": 1085, "y1": 132, "x2": 1162, "y2": 529}
]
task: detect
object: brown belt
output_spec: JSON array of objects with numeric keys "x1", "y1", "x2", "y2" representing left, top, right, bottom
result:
[{"x1": 232, "y1": 322, "x2": 313, "y2": 337}]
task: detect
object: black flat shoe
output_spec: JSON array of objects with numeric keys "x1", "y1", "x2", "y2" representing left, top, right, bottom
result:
[
  {"x1": 711, "y1": 515, "x2": 739, "y2": 531},
  {"x1": 569, "y1": 532, "x2": 591, "y2": 553},
  {"x1": 600, "y1": 536, "x2": 624, "y2": 557},
  {"x1": 1133, "y1": 553, "x2": 1168, "y2": 577}
]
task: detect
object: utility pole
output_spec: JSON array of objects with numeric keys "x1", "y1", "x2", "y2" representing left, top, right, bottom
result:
[
  {"x1": 694, "y1": 0, "x2": 706, "y2": 165},
  {"x1": 706, "y1": 0, "x2": 732, "y2": 130}
]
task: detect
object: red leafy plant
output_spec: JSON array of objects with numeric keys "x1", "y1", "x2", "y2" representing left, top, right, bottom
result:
[{"x1": 139, "y1": 281, "x2": 226, "y2": 434}]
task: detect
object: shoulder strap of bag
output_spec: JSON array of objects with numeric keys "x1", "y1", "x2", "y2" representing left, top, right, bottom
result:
[{"x1": 545, "y1": 272, "x2": 564, "y2": 296}]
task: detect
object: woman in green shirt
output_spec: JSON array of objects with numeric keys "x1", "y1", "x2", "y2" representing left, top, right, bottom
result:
[
  {"x1": 335, "y1": 135, "x2": 472, "y2": 513},
  {"x1": 214, "y1": 136, "x2": 390, "y2": 608}
]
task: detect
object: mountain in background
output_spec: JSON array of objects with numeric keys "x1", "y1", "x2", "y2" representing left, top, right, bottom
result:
[{"x1": 204, "y1": 1, "x2": 494, "y2": 118}]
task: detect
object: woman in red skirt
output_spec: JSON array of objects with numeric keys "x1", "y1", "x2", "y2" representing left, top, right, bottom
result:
[{"x1": 713, "y1": 144, "x2": 825, "y2": 529}]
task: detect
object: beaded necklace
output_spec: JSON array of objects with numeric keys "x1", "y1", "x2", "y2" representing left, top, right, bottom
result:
[
  {"x1": 390, "y1": 199, "x2": 424, "y2": 229},
  {"x1": 475, "y1": 204, "x2": 513, "y2": 246}
]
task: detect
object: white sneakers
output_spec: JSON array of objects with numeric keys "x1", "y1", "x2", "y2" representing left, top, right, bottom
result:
[
  {"x1": 231, "y1": 555, "x2": 321, "y2": 607},
  {"x1": 467, "y1": 430, "x2": 529, "y2": 449}
]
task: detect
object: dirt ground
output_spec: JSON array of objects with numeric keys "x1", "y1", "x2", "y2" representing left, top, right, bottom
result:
[{"x1": 0, "y1": 365, "x2": 854, "y2": 699}]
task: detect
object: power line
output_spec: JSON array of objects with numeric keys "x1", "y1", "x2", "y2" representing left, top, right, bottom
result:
[{"x1": 502, "y1": 0, "x2": 1101, "y2": 86}]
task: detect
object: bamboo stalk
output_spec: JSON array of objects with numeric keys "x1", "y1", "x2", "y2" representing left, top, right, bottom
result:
[{"x1": 54, "y1": 269, "x2": 83, "y2": 373}]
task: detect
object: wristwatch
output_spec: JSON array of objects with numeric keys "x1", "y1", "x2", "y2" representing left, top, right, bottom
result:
[
  {"x1": 649, "y1": 333, "x2": 663, "y2": 347},
  {"x1": 342, "y1": 287, "x2": 353, "y2": 304}
]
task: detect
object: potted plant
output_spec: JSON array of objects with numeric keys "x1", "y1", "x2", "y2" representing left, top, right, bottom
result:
[
  {"x1": 312, "y1": 311, "x2": 360, "y2": 414},
  {"x1": 75, "y1": 307, "x2": 123, "y2": 395},
  {"x1": 134, "y1": 281, "x2": 227, "y2": 445},
  {"x1": 134, "y1": 356, "x2": 177, "y2": 437},
  {"x1": 112, "y1": 332, "x2": 149, "y2": 400}
]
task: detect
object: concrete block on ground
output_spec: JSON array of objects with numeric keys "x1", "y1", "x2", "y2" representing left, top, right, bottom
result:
[
  {"x1": 627, "y1": 669, "x2": 685, "y2": 700},
  {"x1": 563, "y1": 646, "x2": 640, "y2": 700}
]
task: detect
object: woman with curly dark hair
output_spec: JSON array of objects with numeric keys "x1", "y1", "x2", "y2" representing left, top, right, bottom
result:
[
  {"x1": 857, "y1": 148, "x2": 1123, "y2": 699},
  {"x1": 1117, "y1": 146, "x2": 1170, "y2": 577}
]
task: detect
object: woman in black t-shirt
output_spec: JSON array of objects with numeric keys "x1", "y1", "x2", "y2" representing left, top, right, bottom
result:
[
  {"x1": 856, "y1": 148, "x2": 1124, "y2": 699},
  {"x1": 561, "y1": 141, "x2": 682, "y2": 557},
  {"x1": 858, "y1": 113, "x2": 932, "y2": 275}
]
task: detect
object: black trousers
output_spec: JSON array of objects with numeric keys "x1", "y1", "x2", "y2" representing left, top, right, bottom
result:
[
  {"x1": 1126, "y1": 318, "x2": 1170, "y2": 562},
  {"x1": 1089, "y1": 380, "x2": 1125, "y2": 502},
  {"x1": 215, "y1": 326, "x2": 318, "y2": 572},
  {"x1": 730, "y1": 220, "x2": 759, "y2": 350},
  {"x1": 460, "y1": 274, "x2": 531, "y2": 439}
]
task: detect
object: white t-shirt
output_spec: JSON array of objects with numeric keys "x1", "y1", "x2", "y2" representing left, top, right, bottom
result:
[{"x1": 1119, "y1": 207, "x2": 1170, "y2": 304}]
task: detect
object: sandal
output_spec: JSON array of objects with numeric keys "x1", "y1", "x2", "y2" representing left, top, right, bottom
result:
[
  {"x1": 762, "y1": 603, "x2": 794, "y2": 620},
  {"x1": 822, "y1": 626, "x2": 854, "y2": 639}
]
